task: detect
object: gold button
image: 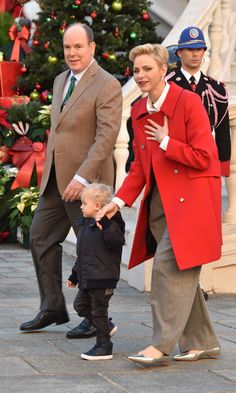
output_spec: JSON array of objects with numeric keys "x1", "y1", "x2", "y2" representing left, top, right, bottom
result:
[
  {"x1": 141, "y1": 144, "x2": 145, "y2": 150},
  {"x1": 174, "y1": 169, "x2": 179, "y2": 174},
  {"x1": 179, "y1": 197, "x2": 185, "y2": 203}
]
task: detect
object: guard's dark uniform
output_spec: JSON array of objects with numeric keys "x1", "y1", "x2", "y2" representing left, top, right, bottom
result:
[{"x1": 167, "y1": 68, "x2": 231, "y2": 176}]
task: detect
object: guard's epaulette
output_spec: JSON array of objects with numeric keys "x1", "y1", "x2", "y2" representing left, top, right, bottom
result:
[
  {"x1": 207, "y1": 76, "x2": 225, "y2": 86},
  {"x1": 165, "y1": 71, "x2": 176, "y2": 81}
]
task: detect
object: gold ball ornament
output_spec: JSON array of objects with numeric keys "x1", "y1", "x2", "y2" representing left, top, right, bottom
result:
[
  {"x1": 112, "y1": 1, "x2": 122, "y2": 12},
  {"x1": 30, "y1": 90, "x2": 40, "y2": 101},
  {"x1": 48, "y1": 55, "x2": 58, "y2": 64},
  {"x1": 59, "y1": 22, "x2": 67, "y2": 35},
  {"x1": 109, "y1": 54, "x2": 117, "y2": 61}
]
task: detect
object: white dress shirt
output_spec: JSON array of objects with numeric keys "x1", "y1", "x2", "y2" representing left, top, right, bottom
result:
[
  {"x1": 146, "y1": 82, "x2": 170, "y2": 151},
  {"x1": 180, "y1": 67, "x2": 201, "y2": 85},
  {"x1": 62, "y1": 59, "x2": 94, "y2": 100}
]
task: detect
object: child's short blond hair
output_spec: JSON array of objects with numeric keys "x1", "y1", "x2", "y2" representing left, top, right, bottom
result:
[
  {"x1": 81, "y1": 183, "x2": 113, "y2": 207},
  {"x1": 129, "y1": 43, "x2": 169, "y2": 67}
]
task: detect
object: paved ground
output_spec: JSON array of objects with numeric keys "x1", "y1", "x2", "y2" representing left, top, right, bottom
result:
[{"x1": 0, "y1": 243, "x2": 236, "y2": 393}]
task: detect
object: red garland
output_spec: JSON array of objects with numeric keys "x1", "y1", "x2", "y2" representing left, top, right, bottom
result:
[
  {"x1": 0, "y1": 96, "x2": 30, "y2": 108},
  {"x1": 8, "y1": 136, "x2": 46, "y2": 189}
]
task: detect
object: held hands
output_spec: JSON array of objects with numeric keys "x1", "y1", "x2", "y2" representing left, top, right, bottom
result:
[
  {"x1": 66, "y1": 280, "x2": 76, "y2": 288},
  {"x1": 96, "y1": 221, "x2": 103, "y2": 230},
  {"x1": 144, "y1": 115, "x2": 169, "y2": 143},
  {"x1": 62, "y1": 179, "x2": 85, "y2": 202},
  {"x1": 95, "y1": 201, "x2": 119, "y2": 222}
]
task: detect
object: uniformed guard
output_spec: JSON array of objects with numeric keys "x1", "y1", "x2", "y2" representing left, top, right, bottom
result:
[{"x1": 167, "y1": 26, "x2": 231, "y2": 176}]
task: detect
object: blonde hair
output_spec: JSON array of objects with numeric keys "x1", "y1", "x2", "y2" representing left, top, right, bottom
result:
[
  {"x1": 81, "y1": 183, "x2": 113, "y2": 207},
  {"x1": 129, "y1": 43, "x2": 169, "y2": 67}
]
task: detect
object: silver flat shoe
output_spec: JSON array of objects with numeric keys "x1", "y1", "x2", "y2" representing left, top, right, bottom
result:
[
  {"x1": 128, "y1": 353, "x2": 171, "y2": 365},
  {"x1": 173, "y1": 347, "x2": 220, "y2": 361}
]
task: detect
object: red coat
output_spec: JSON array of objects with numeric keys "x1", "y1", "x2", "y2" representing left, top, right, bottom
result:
[{"x1": 116, "y1": 82, "x2": 222, "y2": 270}]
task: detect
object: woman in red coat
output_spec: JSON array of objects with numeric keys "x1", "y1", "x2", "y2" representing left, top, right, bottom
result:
[{"x1": 98, "y1": 43, "x2": 221, "y2": 365}]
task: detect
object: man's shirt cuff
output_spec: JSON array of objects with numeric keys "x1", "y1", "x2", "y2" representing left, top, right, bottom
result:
[{"x1": 73, "y1": 174, "x2": 90, "y2": 186}]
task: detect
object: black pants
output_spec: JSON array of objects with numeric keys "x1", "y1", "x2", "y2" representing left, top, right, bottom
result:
[{"x1": 73, "y1": 288, "x2": 114, "y2": 344}]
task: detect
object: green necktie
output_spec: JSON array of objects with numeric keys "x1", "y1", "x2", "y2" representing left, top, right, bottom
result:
[{"x1": 61, "y1": 75, "x2": 76, "y2": 110}]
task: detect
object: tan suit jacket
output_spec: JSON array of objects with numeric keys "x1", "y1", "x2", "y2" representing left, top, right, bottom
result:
[{"x1": 40, "y1": 60, "x2": 122, "y2": 195}]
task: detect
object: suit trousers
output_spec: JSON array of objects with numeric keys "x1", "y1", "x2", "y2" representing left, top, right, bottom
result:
[
  {"x1": 30, "y1": 166, "x2": 82, "y2": 311},
  {"x1": 148, "y1": 186, "x2": 220, "y2": 355}
]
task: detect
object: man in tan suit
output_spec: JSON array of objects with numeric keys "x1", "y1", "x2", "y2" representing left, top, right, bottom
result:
[{"x1": 20, "y1": 23, "x2": 122, "y2": 333}]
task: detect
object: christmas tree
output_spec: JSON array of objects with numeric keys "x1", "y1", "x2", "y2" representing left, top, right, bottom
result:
[{"x1": 18, "y1": 0, "x2": 161, "y2": 102}]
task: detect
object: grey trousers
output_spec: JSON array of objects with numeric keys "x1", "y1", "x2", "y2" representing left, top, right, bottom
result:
[
  {"x1": 148, "y1": 186, "x2": 220, "y2": 355},
  {"x1": 30, "y1": 167, "x2": 82, "y2": 312}
]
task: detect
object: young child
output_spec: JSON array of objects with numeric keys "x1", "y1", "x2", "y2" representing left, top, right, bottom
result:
[{"x1": 66, "y1": 183, "x2": 125, "y2": 361}]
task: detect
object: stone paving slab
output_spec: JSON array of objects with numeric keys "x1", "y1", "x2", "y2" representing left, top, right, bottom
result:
[
  {"x1": 215, "y1": 370, "x2": 236, "y2": 383},
  {"x1": 109, "y1": 369, "x2": 236, "y2": 393},
  {"x1": 0, "y1": 337, "x2": 66, "y2": 357},
  {"x1": 0, "y1": 357, "x2": 39, "y2": 377},
  {"x1": 0, "y1": 375, "x2": 129, "y2": 393}
]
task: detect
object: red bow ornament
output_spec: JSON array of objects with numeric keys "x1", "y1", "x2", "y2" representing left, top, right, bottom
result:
[
  {"x1": 8, "y1": 136, "x2": 46, "y2": 189},
  {"x1": 0, "y1": 109, "x2": 11, "y2": 128},
  {"x1": 9, "y1": 24, "x2": 31, "y2": 61}
]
